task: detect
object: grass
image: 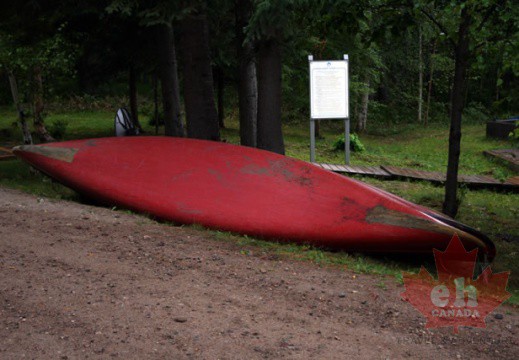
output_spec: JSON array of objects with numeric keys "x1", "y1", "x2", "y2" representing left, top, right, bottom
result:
[
  {"x1": 0, "y1": 105, "x2": 517, "y2": 305},
  {"x1": 211, "y1": 230, "x2": 419, "y2": 281}
]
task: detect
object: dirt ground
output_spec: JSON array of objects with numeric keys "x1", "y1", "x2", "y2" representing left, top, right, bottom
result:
[{"x1": 0, "y1": 187, "x2": 517, "y2": 359}]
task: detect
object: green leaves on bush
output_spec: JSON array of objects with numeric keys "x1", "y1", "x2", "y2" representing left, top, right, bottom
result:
[
  {"x1": 48, "y1": 119, "x2": 69, "y2": 140},
  {"x1": 332, "y1": 133, "x2": 365, "y2": 152}
]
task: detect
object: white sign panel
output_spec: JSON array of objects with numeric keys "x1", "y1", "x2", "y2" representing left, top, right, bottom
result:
[{"x1": 310, "y1": 60, "x2": 349, "y2": 119}]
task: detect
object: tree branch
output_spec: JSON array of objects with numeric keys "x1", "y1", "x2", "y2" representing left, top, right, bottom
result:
[
  {"x1": 419, "y1": 9, "x2": 456, "y2": 48},
  {"x1": 476, "y1": 3, "x2": 498, "y2": 32}
]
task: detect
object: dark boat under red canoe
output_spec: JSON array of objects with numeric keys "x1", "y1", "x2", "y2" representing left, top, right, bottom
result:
[{"x1": 13, "y1": 137, "x2": 495, "y2": 261}]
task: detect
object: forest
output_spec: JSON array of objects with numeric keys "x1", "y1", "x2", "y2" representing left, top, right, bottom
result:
[{"x1": 0, "y1": 0, "x2": 518, "y2": 218}]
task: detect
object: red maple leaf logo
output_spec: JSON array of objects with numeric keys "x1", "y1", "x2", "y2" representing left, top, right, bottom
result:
[{"x1": 401, "y1": 234, "x2": 511, "y2": 333}]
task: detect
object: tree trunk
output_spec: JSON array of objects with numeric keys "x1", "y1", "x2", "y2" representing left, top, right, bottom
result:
[
  {"x1": 153, "y1": 72, "x2": 159, "y2": 135},
  {"x1": 356, "y1": 78, "x2": 370, "y2": 133},
  {"x1": 215, "y1": 66, "x2": 225, "y2": 128},
  {"x1": 418, "y1": 26, "x2": 423, "y2": 124},
  {"x1": 495, "y1": 67, "x2": 500, "y2": 102},
  {"x1": 7, "y1": 70, "x2": 32, "y2": 144},
  {"x1": 128, "y1": 62, "x2": 143, "y2": 132},
  {"x1": 256, "y1": 38, "x2": 284, "y2": 154},
  {"x1": 424, "y1": 38, "x2": 437, "y2": 126},
  {"x1": 179, "y1": 15, "x2": 220, "y2": 141},
  {"x1": 443, "y1": 7, "x2": 471, "y2": 218},
  {"x1": 157, "y1": 25, "x2": 184, "y2": 137},
  {"x1": 32, "y1": 66, "x2": 54, "y2": 143},
  {"x1": 235, "y1": 0, "x2": 257, "y2": 147}
]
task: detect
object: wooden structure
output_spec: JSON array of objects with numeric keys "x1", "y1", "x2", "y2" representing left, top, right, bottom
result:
[
  {"x1": 313, "y1": 163, "x2": 519, "y2": 190},
  {"x1": 484, "y1": 149, "x2": 519, "y2": 172},
  {"x1": 0, "y1": 146, "x2": 15, "y2": 161},
  {"x1": 486, "y1": 119, "x2": 517, "y2": 139},
  {"x1": 318, "y1": 163, "x2": 390, "y2": 177}
]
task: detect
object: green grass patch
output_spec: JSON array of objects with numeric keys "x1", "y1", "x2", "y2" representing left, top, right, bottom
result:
[
  {"x1": 210, "y1": 229, "x2": 420, "y2": 281},
  {"x1": 0, "y1": 160, "x2": 77, "y2": 200}
]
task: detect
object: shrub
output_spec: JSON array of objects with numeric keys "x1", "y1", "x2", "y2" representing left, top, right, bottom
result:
[
  {"x1": 332, "y1": 133, "x2": 365, "y2": 152},
  {"x1": 48, "y1": 119, "x2": 69, "y2": 140}
]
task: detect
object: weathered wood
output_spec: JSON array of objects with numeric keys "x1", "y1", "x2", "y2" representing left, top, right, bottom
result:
[
  {"x1": 315, "y1": 163, "x2": 518, "y2": 190},
  {"x1": 486, "y1": 121, "x2": 517, "y2": 139},
  {"x1": 381, "y1": 165, "x2": 518, "y2": 190},
  {"x1": 484, "y1": 149, "x2": 519, "y2": 172},
  {"x1": 314, "y1": 163, "x2": 391, "y2": 177},
  {"x1": 0, "y1": 146, "x2": 15, "y2": 161}
]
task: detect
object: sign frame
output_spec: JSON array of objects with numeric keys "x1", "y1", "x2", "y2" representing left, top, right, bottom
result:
[{"x1": 308, "y1": 54, "x2": 350, "y2": 164}]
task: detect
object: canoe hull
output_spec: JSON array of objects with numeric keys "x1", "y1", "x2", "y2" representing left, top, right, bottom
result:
[{"x1": 13, "y1": 137, "x2": 495, "y2": 259}]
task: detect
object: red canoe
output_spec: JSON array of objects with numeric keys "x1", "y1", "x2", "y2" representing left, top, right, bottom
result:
[{"x1": 13, "y1": 137, "x2": 495, "y2": 260}]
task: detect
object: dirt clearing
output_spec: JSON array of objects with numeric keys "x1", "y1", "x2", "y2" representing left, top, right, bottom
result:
[{"x1": 0, "y1": 187, "x2": 517, "y2": 359}]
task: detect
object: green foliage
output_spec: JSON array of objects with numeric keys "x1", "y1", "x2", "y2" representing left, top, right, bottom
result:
[
  {"x1": 246, "y1": 1, "x2": 291, "y2": 42},
  {"x1": 0, "y1": 24, "x2": 78, "y2": 89},
  {"x1": 48, "y1": 119, "x2": 69, "y2": 140},
  {"x1": 509, "y1": 123, "x2": 519, "y2": 148},
  {"x1": 0, "y1": 160, "x2": 77, "y2": 200},
  {"x1": 333, "y1": 133, "x2": 366, "y2": 152},
  {"x1": 0, "y1": 24, "x2": 79, "y2": 114},
  {"x1": 206, "y1": 227, "x2": 418, "y2": 280},
  {"x1": 106, "y1": 0, "x2": 197, "y2": 26},
  {"x1": 462, "y1": 102, "x2": 490, "y2": 124}
]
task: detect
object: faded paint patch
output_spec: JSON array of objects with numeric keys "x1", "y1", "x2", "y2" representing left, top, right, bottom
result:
[
  {"x1": 169, "y1": 169, "x2": 195, "y2": 182},
  {"x1": 240, "y1": 158, "x2": 313, "y2": 187},
  {"x1": 365, "y1": 206, "x2": 487, "y2": 250},
  {"x1": 366, "y1": 205, "x2": 456, "y2": 235},
  {"x1": 339, "y1": 197, "x2": 365, "y2": 221},
  {"x1": 240, "y1": 163, "x2": 270, "y2": 176},
  {"x1": 208, "y1": 168, "x2": 225, "y2": 183},
  {"x1": 13, "y1": 145, "x2": 78, "y2": 163},
  {"x1": 176, "y1": 202, "x2": 203, "y2": 216}
]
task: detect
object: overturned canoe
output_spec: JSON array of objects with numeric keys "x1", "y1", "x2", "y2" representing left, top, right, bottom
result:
[{"x1": 13, "y1": 137, "x2": 495, "y2": 260}]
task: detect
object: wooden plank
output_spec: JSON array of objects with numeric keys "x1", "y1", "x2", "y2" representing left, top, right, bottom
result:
[
  {"x1": 315, "y1": 163, "x2": 391, "y2": 177},
  {"x1": 315, "y1": 163, "x2": 331, "y2": 170},
  {"x1": 382, "y1": 166, "x2": 443, "y2": 182},
  {"x1": 382, "y1": 165, "x2": 514, "y2": 188},
  {"x1": 370, "y1": 166, "x2": 392, "y2": 177},
  {"x1": 357, "y1": 167, "x2": 369, "y2": 175},
  {"x1": 0, "y1": 154, "x2": 16, "y2": 161},
  {"x1": 316, "y1": 163, "x2": 517, "y2": 189},
  {"x1": 484, "y1": 149, "x2": 519, "y2": 172},
  {"x1": 0, "y1": 146, "x2": 15, "y2": 161}
]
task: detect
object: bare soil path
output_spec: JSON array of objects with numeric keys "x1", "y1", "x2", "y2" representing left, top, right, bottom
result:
[{"x1": 0, "y1": 187, "x2": 517, "y2": 359}]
